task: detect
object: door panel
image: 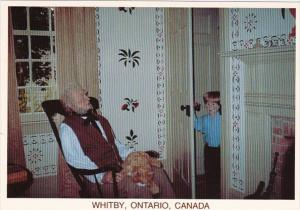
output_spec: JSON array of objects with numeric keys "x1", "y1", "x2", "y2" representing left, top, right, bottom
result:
[{"x1": 165, "y1": 8, "x2": 194, "y2": 198}]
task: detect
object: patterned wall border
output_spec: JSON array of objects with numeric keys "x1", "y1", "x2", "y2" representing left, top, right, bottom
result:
[
  {"x1": 154, "y1": 8, "x2": 167, "y2": 158},
  {"x1": 230, "y1": 8, "x2": 245, "y2": 192},
  {"x1": 230, "y1": 56, "x2": 245, "y2": 192},
  {"x1": 231, "y1": 34, "x2": 296, "y2": 51},
  {"x1": 230, "y1": 8, "x2": 296, "y2": 51},
  {"x1": 95, "y1": 8, "x2": 103, "y2": 111},
  {"x1": 23, "y1": 133, "x2": 58, "y2": 177}
]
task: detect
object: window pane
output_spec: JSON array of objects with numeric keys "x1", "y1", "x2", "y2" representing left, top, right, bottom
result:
[
  {"x1": 15, "y1": 62, "x2": 30, "y2": 86},
  {"x1": 32, "y1": 87, "x2": 55, "y2": 112},
  {"x1": 11, "y1": 7, "x2": 27, "y2": 30},
  {"x1": 31, "y1": 36, "x2": 50, "y2": 59},
  {"x1": 52, "y1": 36, "x2": 55, "y2": 55},
  {"x1": 53, "y1": 62, "x2": 57, "y2": 82},
  {"x1": 51, "y1": 8, "x2": 55, "y2": 31},
  {"x1": 29, "y1": 7, "x2": 49, "y2": 31},
  {"x1": 18, "y1": 88, "x2": 31, "y2": 113},
  {"x1": 14, "y1": 35, "x2": 29, "y2": 59},
  {"x1": 32, "y1": 62, "x2": 52, "y2": 86},
  {"x1": 52, "y1": 36, "x2": 56, "y2": 81}
]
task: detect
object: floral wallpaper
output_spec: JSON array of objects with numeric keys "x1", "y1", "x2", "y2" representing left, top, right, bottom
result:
[
  {"x1": 121, "y1": 98, "x2": 139, "y2": 112},
  {"x1": 118, "y1": 49, "x2": 141, "y2": 68},
  {"x1": 96, "y1": 8, "x2": 166, "y2": 157},
  {"x1": 118, "y1": 7, "x2": 135, "y2": 14},
  {"x1": 23, "y1": 133, "x2": 58, "y2": 177}
]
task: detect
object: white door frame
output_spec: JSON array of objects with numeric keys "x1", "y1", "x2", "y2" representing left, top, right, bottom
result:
[{"x1": 188, "y1": 8, "x2": 196, "y2": 199}]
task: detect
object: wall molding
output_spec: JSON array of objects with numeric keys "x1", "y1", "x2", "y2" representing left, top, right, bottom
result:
[
  {"x1": 219, "y1": 45, "x2": 295, "y2": 58},
  {"x1": 245, "y1": 93, "x2": 295, "y2": 109}
]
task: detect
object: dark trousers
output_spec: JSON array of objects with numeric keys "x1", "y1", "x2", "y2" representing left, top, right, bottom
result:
[{"x1": 204, "y1": 144, "x2": 220, "y2": 199}]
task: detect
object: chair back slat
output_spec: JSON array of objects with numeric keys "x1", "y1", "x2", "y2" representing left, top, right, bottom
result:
[{"x1": 41, "y1": 100, "x2": 63, "y2": 151}]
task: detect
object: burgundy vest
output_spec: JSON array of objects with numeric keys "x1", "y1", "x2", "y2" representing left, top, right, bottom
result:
[{"x1": 63, "y1": 114, "x2": 122, "y2": 167}]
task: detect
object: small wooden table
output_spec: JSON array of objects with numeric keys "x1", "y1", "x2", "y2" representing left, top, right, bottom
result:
[{"x1": 7, "y1": 164, "x2": 33, "y2": 197}]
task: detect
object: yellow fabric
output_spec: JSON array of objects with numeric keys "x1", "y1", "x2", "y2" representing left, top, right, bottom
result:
[{"x1": 56, "y1": 7, "x2": 99, "y2": 99}]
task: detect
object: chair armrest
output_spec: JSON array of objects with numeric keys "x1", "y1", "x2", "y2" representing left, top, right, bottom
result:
[{"x1": 68, "y1": 164, "x2": 122, "y2": 176}]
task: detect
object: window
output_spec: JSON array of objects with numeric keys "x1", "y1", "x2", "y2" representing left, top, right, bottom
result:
[{"x1": 11, "y1": 7, "x2": 57, "y2": 119}]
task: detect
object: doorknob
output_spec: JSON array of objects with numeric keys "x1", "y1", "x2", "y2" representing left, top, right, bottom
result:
[{"x1": 180, "y1": 105, "x2": 190, "y2": 117}]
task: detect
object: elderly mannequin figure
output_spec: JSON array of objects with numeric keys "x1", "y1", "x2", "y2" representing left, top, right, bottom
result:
[{"x1": 59, "y1": 83, "x2": 175, "y2": 198}]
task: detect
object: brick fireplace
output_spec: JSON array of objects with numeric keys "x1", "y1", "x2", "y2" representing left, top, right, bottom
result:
[{"x1": 271, "y1": 116, "x2": 295, "y2": 199}]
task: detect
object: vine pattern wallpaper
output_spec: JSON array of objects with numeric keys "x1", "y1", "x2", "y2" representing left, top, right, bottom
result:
[{"x1": 230, "y1": 8, "x2": 245, "y2": 192}]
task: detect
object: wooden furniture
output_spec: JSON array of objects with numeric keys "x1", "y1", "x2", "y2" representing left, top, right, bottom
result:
[{"x1": 7, "y1": 164, "x2": 33, "y2": 197}]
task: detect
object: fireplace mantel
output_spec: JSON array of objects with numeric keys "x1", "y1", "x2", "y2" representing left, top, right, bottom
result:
[
  {"x1": 219, "y1": 45, "x2": 295, "y2": 110},
  {"x1": 219, "y1": 45, "x2": 295, "y2": 64},
  {"x1": 219, "y1": 45, "x2": 295, "y2": 58}
]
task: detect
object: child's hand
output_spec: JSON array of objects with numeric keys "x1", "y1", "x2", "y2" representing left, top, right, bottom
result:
[{"x1": 194, "y1": 102, "x2": 201, "y2": 111}]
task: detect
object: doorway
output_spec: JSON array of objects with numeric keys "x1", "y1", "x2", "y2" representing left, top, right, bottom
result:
[
  {"x1": 159, "y1": 8, "x2": 220, "y2": 199},
  {"x1": 192, "y1": 8, "x2": 220, "y2": 199}
]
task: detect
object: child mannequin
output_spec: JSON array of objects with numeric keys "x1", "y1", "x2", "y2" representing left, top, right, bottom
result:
[{"x1": 194, "y1": 91, "x2": 221, "y2": 199}]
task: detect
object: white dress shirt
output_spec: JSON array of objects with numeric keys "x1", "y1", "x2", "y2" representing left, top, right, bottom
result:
[{"x1": 59, "y1": 118, "x2": 132, "y2": 183}]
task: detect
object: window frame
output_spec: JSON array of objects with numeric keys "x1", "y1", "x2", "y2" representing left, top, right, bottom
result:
[{"x1": 12, "y1": 7, "x2": 57, "y2": 123}]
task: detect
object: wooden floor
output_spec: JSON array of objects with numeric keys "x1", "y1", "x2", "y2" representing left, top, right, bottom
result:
[
  {"x1": 26, "y1": 175, "x2": 58, "y2": 198},
  {"x1": 23, "y1": 174, "x2": 208, "y2": 198},
  {"x1": 196, "y1": 174, "x2": 207, "y2": 199}
]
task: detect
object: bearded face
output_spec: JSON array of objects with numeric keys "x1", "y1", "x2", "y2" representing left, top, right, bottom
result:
[{"x1": 68, "y1": 89, "x2": 93, "y2": 114}]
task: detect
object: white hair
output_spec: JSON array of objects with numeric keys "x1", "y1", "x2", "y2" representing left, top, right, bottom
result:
[{"x1": 60, "y1": 82, "x2": 85, "y2": 114}]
